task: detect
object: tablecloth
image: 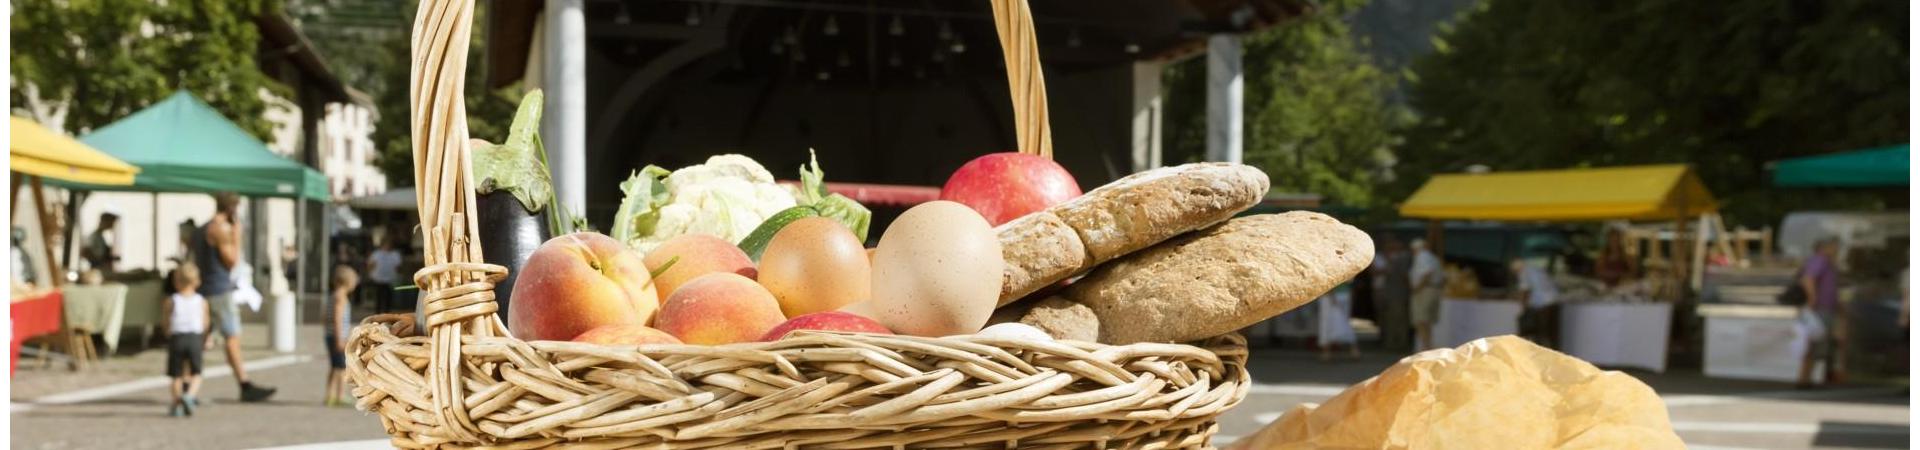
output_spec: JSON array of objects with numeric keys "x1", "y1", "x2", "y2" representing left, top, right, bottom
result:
[
  {"x1": 11, "y1": 291, "x2": 63, "y2": 374},
  {"x1": 1558, "y1": 302, "x2": 1672, "y2": 372},
  {"x1": 60, "y1": 284, "x2": 128, "y2": 354},
  {"x1": 1435, "y1": 298, "x2": 1520, "y2": 349}
]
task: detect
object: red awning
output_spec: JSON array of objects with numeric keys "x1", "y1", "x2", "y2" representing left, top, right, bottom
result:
[{"x1": 777, "y1": 181, "x2": 942, "y2": 207}]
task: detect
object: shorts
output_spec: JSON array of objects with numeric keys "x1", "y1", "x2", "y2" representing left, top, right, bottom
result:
[
  {"x1": 167, "y1": 333, "x2": 204, "y2": 377},
  {"x1": 1806, "y1": 309, "x2": 1840, "y2": 360},
  {"x1": 1410, "y1": 288, "x2": 1443, "y2": 325},
  {"x1": 206, "y1": 292, "x2": 242, "y2": 338},
  {"x1": 324, "y1": 332, "x2": 346, "y2": 369}
]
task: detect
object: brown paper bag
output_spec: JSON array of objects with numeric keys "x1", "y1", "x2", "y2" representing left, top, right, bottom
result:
[{"x1": 1229, "y1": 336, "x2": 1684, "y2": 450}]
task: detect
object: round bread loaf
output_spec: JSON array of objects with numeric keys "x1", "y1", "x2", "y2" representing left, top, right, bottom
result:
[{"x1": 1063, "y1": 212, "x2": 1373, "y2": 344}]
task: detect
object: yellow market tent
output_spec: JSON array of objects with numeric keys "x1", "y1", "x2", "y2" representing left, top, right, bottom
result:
[
  {"x1": 1400, "y1": 164, "x2": 1716, "y2": 221},
  {"x1": 10, "y1": 116, "x2": 139, "y2": 186}
]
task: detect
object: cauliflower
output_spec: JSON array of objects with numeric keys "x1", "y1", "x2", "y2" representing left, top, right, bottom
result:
[{"x1": 612, "y1": 155, "x2": 797, "y2": 252}]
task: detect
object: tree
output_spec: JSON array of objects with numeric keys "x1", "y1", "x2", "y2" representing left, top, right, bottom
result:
[
  {"x1": 291, "y1": 0, "x2": 518, "y2": 188},
  {"x1": 11, "y1": 0, "x2": 283, "y2": 137},
  {"x1": 1163, "y1": 0, "x2": 1405, "y2": 209},
  {"x1": 1399, "y1": 0, "x2": 1908, "y2": 225}
]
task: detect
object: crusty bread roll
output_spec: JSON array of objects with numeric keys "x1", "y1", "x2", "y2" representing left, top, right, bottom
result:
[
  {"x1": 995, "y1": 212, "x2": 1085, "y2": 305},
  {"x1": 993, "y1": 163, "x2": 1269, "y2": 306},
  {"x1": 1062, "y1": 212, "x2": 1373, "y2": 344},
  {"x1": 1053, "y1": 163, "x2": 1269, "y2": 264}
]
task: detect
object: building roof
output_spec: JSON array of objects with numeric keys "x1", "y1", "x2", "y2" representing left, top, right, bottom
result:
[
  {"x1": 255, "y1": 12, "x2": 368, "y2": 106},
  {"x1": 483, "y1": 0, "x2": 1314, "y2": 89}
]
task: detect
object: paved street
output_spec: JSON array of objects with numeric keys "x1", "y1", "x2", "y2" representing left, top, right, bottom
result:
[{"x1": 10, "y1": 326, "x2": 1909, "y2": 449}]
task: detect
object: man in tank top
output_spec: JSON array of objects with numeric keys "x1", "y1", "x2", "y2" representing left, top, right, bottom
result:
[{"x1": 193, "y1": 192, "x2": 277, "y2": 402}]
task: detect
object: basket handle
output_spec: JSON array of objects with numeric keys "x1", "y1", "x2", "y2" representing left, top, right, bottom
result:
[
  {"x1": 990, "y1": 0, "x2": 1053, "y2": 160},
  {"x1": 408, "y1": 0, "x2": 511, "y2": 443}
]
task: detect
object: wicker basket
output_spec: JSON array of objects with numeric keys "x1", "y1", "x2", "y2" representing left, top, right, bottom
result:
[{"x1": 346, "y1": 0, "x2": 1250, "y2": 448}]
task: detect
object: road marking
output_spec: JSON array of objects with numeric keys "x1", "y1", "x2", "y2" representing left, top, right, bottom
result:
[
  {"x1": 1248, "y1": 381, "x2": 1903, "y2": 410},
  {"x1": 1671, "y1": 421, "x2": 1820, "y2": 434},
  {"x1": 21, "y1": 354, "x2": 309, "y2": 408},
  {"x1": 1244, "y1": 383, "x2": 1349, "y2": 397},
  {"x1": 1663, "y1": 386, "x2": 1908, "y2": 408},
  {"x1": 251, "y1": 439, "x2": 392, "y2": 450}
]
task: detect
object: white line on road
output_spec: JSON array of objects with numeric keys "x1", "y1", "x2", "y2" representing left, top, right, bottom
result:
[
  {"x1": 19, "y1": 354, "x2": 310, "y2": 409},
  {"x1": 1663, "y1": 386, "x2": 1908, "y2": 408},
  {"x1": 1671, "y1": 421, "x2": 1820, "y2": 434},
  {"x1": 1244, "y1": 383, "x2": 1349, "y2": 397}
]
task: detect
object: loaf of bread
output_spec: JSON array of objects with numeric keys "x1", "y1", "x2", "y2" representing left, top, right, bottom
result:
[
  {"x1": 995, "y1": 212, "x2": 1085, "y2": 305},
  {"x1": 1062, "y1": 212, "x2": 1372, "y2": 344},
  {"x1": 994, "y1": 163, "x2": 1269, "y2": 305},
  {"x1": 987, "y1": 296, "x2": 1099, "y2": 342}
]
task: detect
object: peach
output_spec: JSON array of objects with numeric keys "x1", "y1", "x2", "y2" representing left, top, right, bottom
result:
[
  {"x1": 644, "y1": 234, "x2": 757, "y2": 303},
  {"x1": 758, "y1": 311, "x2": 892, "y2": 341},
  {"x1": 654, "y1": 273, "x2": 786, "y2": 345},
  {"x1": 573, "y1": 324, "x2": 682, "y2": 346},
  {"x1": 508, "y1": 232, "x2": 659, "y2": 341}
]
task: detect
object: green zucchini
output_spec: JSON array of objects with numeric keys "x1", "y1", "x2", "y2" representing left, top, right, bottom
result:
[{"x1": 738, "y1": 206, "x2": 822, "y2": 261}]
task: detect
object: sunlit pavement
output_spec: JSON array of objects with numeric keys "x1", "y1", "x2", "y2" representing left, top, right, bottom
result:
[{"x1": 11, "y1": 330, "x2": 1908, "y2": 449}]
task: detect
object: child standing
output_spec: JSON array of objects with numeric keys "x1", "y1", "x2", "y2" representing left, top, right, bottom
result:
[
  {"x1": 164, "y1": 265, "x2": 210, "y2": 417},
  {"x1": 324, "y1": 264, "x2": 358, "y2": 407}
]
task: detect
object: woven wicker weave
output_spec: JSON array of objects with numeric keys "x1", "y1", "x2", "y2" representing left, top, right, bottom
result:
[{"x1": 347, "y1": 0, "x2": 1251, "y2": 448}]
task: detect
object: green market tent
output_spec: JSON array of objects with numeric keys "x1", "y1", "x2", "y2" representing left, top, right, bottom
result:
[
  {"x1": 1772, "y1": 144, "x2": 1909, "y2": 188},
  {"x1": 51, "y1": 91, "x2": 329, "y2": 200}
]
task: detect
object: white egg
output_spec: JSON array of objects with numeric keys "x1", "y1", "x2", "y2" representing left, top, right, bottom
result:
[
  {"x1": 974, "y1": 323, "x2": 1054, "y2": 342},
  {"x1": 868, "y1": 201, "x2": 1003, "y2": 337}
]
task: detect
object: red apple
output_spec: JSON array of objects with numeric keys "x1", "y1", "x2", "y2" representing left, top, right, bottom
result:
[
  {"x1": 508, "y1": 232, "x2": 659, "y2": 341},
  {"x1": 940, "y1": 152, "x2": 1082, "y2": 226},
  {"x1": 758, "y1": 311, "x2": 893, "y2": 341}
]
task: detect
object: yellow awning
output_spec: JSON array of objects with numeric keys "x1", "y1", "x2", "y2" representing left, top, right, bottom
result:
[
  {"x1": 10, "y1": 116, "x2": 140, "y2": 186},
  {"x1": 1400, "y1": 164, "x2": 1716, "y2": 221}
]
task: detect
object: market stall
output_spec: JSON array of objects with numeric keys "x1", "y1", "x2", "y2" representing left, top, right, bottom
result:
[
  {"x1": 1400, "y1": 164, "x2": 1716, "y2": 370},
  {"x1": 46, "y1": 92, "x2": 332, "y2": 353},
  {"x1": 10, "y1": 116, "x2": 142, "y2": 372}
]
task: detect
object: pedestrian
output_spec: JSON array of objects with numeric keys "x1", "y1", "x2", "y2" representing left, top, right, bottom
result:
[
  {"x1": 1795, "y1": 238, "x2": 1846, "y2": 388},
  {"x1": 81, "y1": 210, "x2": 121, "y2": 273},
  {"x1": 163, "y1": 264, "x2": 209, "y2": 417},
  {"x1": 1373, "y1": 236, "x2": 1413, "y2": 352},
  {"x1": 1512, "y1": 258, "x2": 1560, "y2": 348},
  {"x1": 1317, "y1": 284, "x2": 1360, "y2": 361},
  {"x1": 1595, "y1": 228, "x2": 1636, "y2": 287},
  {"x1": 1409, "y1": 238, "x2": 1444, "y2": 351},
  {"x1": 324, "y1": 264, "x2": 357, "y2": 407},
  {"x1": 366, "y1": 236, "x2": 402, "y2": 313},
  {"x1": 193, "y1": 192, "x2": 277, "y2": 402}
]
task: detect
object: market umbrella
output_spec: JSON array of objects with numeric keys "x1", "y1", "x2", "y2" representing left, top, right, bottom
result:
[
  {"x1": 49, "y1": 91, "x2": 329, "y2": 200},
  {"x1": 1771, "y1": 144, "x2": 1910, "y2": 187},
  {"x1": 9, "y1": 116, "x2": 139, "y2": 186}
]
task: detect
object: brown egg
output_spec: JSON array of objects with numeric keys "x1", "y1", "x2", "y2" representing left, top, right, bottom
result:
[{"x1": 758, "y1": 217, "x2": 872, "y2": 318}]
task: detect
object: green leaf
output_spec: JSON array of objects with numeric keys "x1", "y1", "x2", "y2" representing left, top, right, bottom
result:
[
  {"x1": 610, "y1": 165, "x2": 673, "y2": 245},
  {"x1": 793, "y1": 150, "x2": 872, "y2": 241},
  {"x1": 471, "y1": 90, "x2": 551, "y2": 214}
]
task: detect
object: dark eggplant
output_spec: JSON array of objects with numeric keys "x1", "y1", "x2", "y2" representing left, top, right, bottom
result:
[{"x1": 475, "y1": 190, "x2": 552, "y2": 324}]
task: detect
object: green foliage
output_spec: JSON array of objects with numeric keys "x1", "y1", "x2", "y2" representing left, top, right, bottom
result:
[
  {"x1": 1163, "y1": 0, "x2": 1405, "y2": 209},
  {"x1": 291, "y1": 0, "x2": 518, "y2": 188},
  {"x1": 12, "y1": 0, "x2": 283, "y2": 137},
  {"x1": 1400, "y1": 0, "x2": 1908, "y2": 225}
]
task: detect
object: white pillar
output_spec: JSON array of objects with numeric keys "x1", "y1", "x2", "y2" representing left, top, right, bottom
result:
[
  {"x1": 543, "y1": 0, "x2": 588, "y2": 214},
  {"x1": 1130, "y1": 62, "x2": 1165, "y2": 173},
  {"x1": 1205, "y1": 34, "x2": 1243, "y2": 164}
]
